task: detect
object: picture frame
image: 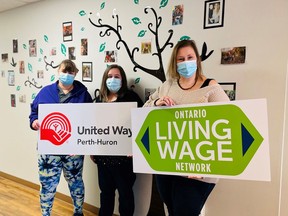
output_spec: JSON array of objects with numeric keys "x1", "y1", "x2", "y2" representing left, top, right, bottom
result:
[
  {"x1": 104, "y1": 50, "x2": 117, "y2": 63},
  {"x1": 203, "y1": 0, "x2": 225, "y2": 29},
  {"x1": 13, "y1": 39, "x2": 18, "y2": 53},
  {"x1": 2, "y1": 53, "x2": 8, "y2": 62},
  {"x1": 29, "y1": 39, "x2": 37, "y2": 57},
  {"x1": 11, "y1": 94, "x2": 16, "y2": 107},
  {"x1": 63, "y1": 21, "x2": 73, "y2": 42},
  {"x1": 221, "y1": 46, "x2": 246, "y2": 64},
  {"x1": 172, "y1": 4, "x2": 184, "y2": 26},
  {"x1": 81, "y1": 39, "x2": 88, "y2": 56},
  {"x1": 219, "y1": 82, "x2": 236, "y2": 100},
  {"x1": 8, "y1": 70, "x2": 15, "y2": 86},
  {"x1": 82, "y1": 62, "x2": 92, "y2": 82}
]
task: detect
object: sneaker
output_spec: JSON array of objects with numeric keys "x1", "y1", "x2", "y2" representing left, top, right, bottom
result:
[{"x1": 73, "y1": 213, "x2": 84, "y2": 216}]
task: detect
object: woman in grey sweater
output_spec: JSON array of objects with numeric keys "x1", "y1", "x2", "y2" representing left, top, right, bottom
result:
[{"x1": 144, "y1": 40, "x2": 229, "y2": 216}]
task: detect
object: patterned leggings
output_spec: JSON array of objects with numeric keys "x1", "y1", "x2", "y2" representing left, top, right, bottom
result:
[{"x1": 38, "y1": 154, "x2": 85, "y2": 216}]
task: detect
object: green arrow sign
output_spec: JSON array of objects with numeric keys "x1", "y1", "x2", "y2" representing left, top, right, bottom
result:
[{"x1": 135, "y1": 104, "x2": 264, "y2": 176}]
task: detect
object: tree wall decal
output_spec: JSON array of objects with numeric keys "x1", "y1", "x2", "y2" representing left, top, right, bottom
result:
[
  {"x1": 43, "y1": 56, "x2": 60, "y2": 71},
  {"x1": 201, "y1": 42, "x2": 214, "y2": 61},
  {"x1": 89, "y1": 6, "x2": 174, "y2": 83},
  {"x1": 24, "y1": 76, "x2": 42, "y2": 89}
]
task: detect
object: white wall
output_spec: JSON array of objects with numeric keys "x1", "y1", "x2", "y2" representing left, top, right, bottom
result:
[{"x1": 0, "y1": 0, "x2": 288, "y2": 215}]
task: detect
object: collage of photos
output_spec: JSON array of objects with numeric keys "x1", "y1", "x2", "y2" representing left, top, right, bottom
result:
[{"x1": 0, "y1": 1, "x2": 239, "y2": 109}]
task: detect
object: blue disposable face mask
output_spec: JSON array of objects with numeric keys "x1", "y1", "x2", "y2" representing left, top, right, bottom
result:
[
  {"x1": 106, "y1": 77, "x2": 122, "y2": 93},
  {"x1": 59, "y1": 72, "x2": 75, "y2": 86},
  {"x1": 177, "y1": 60, "x2": 197, "y2": 78}
]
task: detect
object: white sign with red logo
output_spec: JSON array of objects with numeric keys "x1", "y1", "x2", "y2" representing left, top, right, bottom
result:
[{"x1": 38, "y1": 102, "x2": 137, "y2": 155}]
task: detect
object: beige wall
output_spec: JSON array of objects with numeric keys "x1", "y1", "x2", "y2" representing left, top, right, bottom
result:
[{"x1": 0, "y1": 0, "x2": 288, "y2": 215}]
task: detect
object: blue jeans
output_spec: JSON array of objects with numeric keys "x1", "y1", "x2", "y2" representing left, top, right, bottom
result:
[
  {"x1": 155, "y1": 175, "x2": 215, "y2": 216},
  {"x1": 38, "y1": 154, "x2": 85, "y2": 216},
  {"x1": 97, "y1": 160, "x2": 136, "y2": 216}
]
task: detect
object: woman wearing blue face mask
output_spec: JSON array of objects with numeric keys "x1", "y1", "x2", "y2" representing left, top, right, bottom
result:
[
  {"x1": 91, "y1": 64, "x2": 143, "y2": 216},
  {"x1": 144, "y1": 40, "x2": 230, "y2": 216},
  {"x1": 29, "y1": 59, "x2": 92, "y2": 216}
]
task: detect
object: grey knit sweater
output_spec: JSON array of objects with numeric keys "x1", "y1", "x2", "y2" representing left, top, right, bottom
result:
[
  {"x1": 144, "y1": 79, "x2": 230, "y2": 107},
  {"x1": 144, "y1": 78, "x2": 230, "y2": 183}
]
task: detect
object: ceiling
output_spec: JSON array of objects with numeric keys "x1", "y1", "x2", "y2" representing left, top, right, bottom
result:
[{"x1": 0, "y1": 0, "x2": 45, "y2": 13}]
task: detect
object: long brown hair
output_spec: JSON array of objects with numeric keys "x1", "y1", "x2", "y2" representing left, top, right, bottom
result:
[
  {"x1": 99, "y1": 64, "x2": 128, "y2": 102},
  {"x1": 167, "y1": 40, "x2": 203, "y2": 82}
]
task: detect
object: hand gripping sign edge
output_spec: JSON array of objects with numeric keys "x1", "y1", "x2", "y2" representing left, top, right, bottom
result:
[{"x1": 40, "y1": 112, "x2": 72, "y2": 146}]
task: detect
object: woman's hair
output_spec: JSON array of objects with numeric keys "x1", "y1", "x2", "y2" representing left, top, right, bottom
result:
[
  {"x1": 214, "y1": 3, "x2": 220, "y2": 12},
  {"x1": 58, "y1": 59, "x2": 79, "y2": 73},
  {"x1": 99, "y1": 64, "x2": 128, "y2": 102},
  {"x1": 167, "y1": 40, "x2": 203, "y2": 82}
]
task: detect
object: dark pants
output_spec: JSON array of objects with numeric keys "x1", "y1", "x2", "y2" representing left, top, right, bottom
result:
[
  {"x1": 97, "y1": 161, "x2": 136, "y2": 216},
  {"x1": 155, "y1": 175, "x2": 215, "y2": 216}
]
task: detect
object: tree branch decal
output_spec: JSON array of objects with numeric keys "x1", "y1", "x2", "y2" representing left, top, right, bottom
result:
[
  {"x1": 89, "y1": 7, "x2": 174, "y2": 83},
  {"x1": 24, "y1": 76, "x2": 42, "y2": 89},
  {"x1": 10, "y1": 57, "x2": 17, "y2": 67},
  {"x1": 200, "y1": 42, "x2": 214, "y2": 61},
  {"x1": 44, "y1": 56, "x2": 60, "y2": 71}
]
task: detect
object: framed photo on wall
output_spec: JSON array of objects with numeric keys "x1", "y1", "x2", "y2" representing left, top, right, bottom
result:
[
  {"x1": 63, "y1": 21, "x2": 73, "y2": 42},
  {"x1": 82, "y1": 62, "x2": 92, "y2": 82},
  {"x1": 8, "y1": 70, "x2": 15, "y2": 86},
  {"x1": 203, "y1": 0, "x2": 225, "y2": 29},
  {"x1": 219, "y1": 82, "x2": 236, "y2": 101}
]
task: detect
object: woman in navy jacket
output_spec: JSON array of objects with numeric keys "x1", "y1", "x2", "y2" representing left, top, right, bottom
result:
[{"x1": 29, "y1": 59, "x2": 92, "y2": 216}]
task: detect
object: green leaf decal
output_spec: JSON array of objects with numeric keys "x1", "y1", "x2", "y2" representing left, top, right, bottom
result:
[
  {"x1": 180, "y1": 35, "x2": 191, "y2": 41},
  {"x1": 51, "y1": 75, "x2": 55, "y2": 82},
  {"x1": 81, "y1": 27, "x2": 85, "y2": 31},
  {"x1": 79, "y1": 10, "x2": 86, "y2": 16},
  {"x1": 100, "y1": 2, "x2": 105, "y2": 10},
  {"x1": 160, "y1": 0, "x2": 168, "y2": 8},
  {"x1": 16, "y1": 86, "x2": 21, "y2": 91},
  {"x1": 44, "y1": 35, "x2": 48, "y2": 42},
  {"x1": 61, "y1": 43, "x2": 67, "y2": 56},
  {"x1": 132, "y1": 17, "x2": 141, "y2": 25},
  {"x1": 38, "y1": 58, "x2": 42, "y2": 62},
  {"x1": 23, "y1": 44, "x2": 27, "y2": 49},
  {"x1": 32, "y1": 93, "x2": 36, "y2": 100},
  {"x1": 138, "y1": 30, "x2": 147, "y2": 37},
  {"x1": 135, "y1": 77, "x2": 140, "y2": 84},
  {"x1": 134, "y1": 0, "x2": 139, "y2": 4},
  {"x1": 40, "y1": 48, "x2": 43, "y2": 55},
  {"x1": 28, "y1": 63, "x2": 32, "y2": 72},
  {"x1": 99, "y1": 42, "x2": 106, "y2": 52}
]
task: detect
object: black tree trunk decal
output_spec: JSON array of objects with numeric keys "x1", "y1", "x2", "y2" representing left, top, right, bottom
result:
[{"x1": 89, "y1": 7, "x2": 173, "y2": 83}]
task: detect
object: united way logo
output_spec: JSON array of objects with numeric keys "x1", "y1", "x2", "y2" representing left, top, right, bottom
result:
[{"x1": 40, "y1": 112, "x2": 72, "y2": 146}]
